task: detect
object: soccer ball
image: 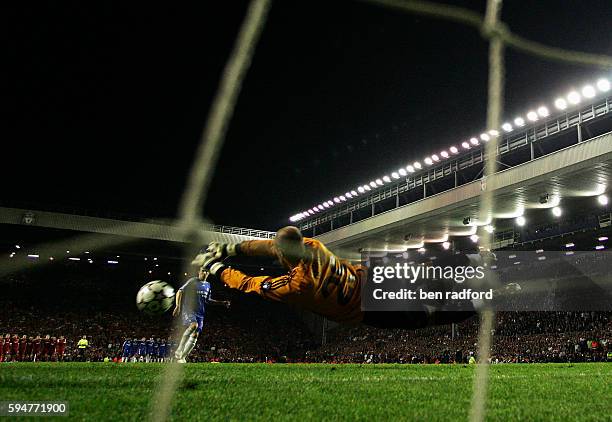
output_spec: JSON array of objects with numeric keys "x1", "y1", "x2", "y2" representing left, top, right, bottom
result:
[{"x1": 136, "y1": 280, "x2": 175, "y2": 315}]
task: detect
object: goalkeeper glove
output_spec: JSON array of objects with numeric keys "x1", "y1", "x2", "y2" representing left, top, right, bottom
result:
[{"x1": 191, "y1": 242, "x2": 238, "y2": 266}]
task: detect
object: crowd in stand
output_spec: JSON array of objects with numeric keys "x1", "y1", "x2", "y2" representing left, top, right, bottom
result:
[{"x1": 1, "y1": 265, "x2": 610, "y2": 364}]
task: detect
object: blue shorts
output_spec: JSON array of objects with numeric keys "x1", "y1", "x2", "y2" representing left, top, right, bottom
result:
[{"x1": 182, "y1": 312, "x2": 204, "y2": 333}]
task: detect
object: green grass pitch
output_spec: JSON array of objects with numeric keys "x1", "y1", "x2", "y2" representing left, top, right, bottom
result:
[{"x1": 0, "y1": 363, "x2": 610, "y2": 421}]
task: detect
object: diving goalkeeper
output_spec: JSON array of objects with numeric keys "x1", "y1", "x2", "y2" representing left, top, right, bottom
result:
[{"x1": 195, "y1": 226, "x2": 480, "y2": 329}]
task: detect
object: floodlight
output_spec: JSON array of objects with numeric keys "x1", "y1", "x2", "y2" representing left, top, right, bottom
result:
[
  {"x1": 582, "y1": 85, "x2": 596, "y2": 98},
  {"x1": 391, "y1": 172, "x2": 399, "y2": 179},
  {"x1": 567, "y1": 91, "x2": 581, "y2": 104},
  {"x1": 596, "y1": 78, "x2": 610, "y2": 92},
  {"x1": 424, "y1": 157, "x2": 433, "y2": 165},
  {"x1": 598, "y1": 194, "x2": 608, "y2": 205},
  {"x1": 501, "y1": 123, "x2": 513, "y2": 132},
  {"x1": 516, "y1": 216, "x2": 526, "y2": 226},
  {"x1": 450, "y1": 146, "x2": 458, "y2": 154},
  {"x1": 554, "y1": 98, "x2": 567, "y2": 110},
  {"x1": 398, "y1": 168, "x2": 407, "y2": 176},
  {"x1": 514, "y1": 117, "x2": 525, "y2": 126},
  {"x1": 537, "y1": 106, "x2": 549, "y2": 117},
  {"x1": 527, "y1": 111, "x2": 538, "y2": 121},
  {"x1": 552, "y1": 206, "x2": 562, "y2": 217}
]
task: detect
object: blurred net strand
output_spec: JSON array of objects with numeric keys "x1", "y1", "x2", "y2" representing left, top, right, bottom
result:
[
  {"x1": 361, "y1": 0, "x2": 612, "y2": 68},
  {"x1": 178, "y1": 0, "x2": 272, "y2": 226},
  {"x1": 151, "y1": 1, "x2": 272, "y2": 421},
  {"x1": 472, "y1": 0, "x2": 504, "y2": 421}
]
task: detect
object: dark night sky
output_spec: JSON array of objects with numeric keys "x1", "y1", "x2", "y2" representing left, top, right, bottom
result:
[{"x1": 4, "y1": 1, "x2": 612, "y2": 230}]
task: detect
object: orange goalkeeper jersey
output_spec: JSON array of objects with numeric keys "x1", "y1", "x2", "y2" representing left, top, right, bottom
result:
[{"x1": 219, "y1": 238, "x2": 364, "y2": 324}]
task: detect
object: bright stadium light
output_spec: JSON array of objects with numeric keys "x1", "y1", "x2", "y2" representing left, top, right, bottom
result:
[
  {"x1": 537, "y1": 106, "x2": 549, "y2": 117},
  {"x1": 350, "y1": 190, "x2": 357, "y2": 196},
  {"x1": 488, "y1": 129, "x2": 499, "y2": 136},
  {"x1": 358, "y1": 186, "x2": 365, "y2": 193},
  {"x1": 552, "y1": 206, "x2": 562, "y2": 217},
  {"x1": 369, "y1": 181, "x2": 377, "y2": 188},
  {"x1": 345, "y1": 192, "x2": 352, "y2": 198},
  {"x1": 450, "y1": 146, "x2": 459, "y2": 154},
  {"x1": 364, "y1": 184, "x2": 371, "y2": 191},
  {"x1": 391, "y1": 172, "x2": 399, "y2": 179},
  {"x1": 431, "y1": 154, "x2": 440, "y2": 162},
  {"x1": 554, "y1": 98, "x2": 567, "y2": 110},
  {"x1": 484, "y1": 225, "x2": 494, "y2": 233},
  {"x1": 382, "y1": 176, "x2": 391, "y2": 183},
  {"x1": 501, "y1": 122, "x2": 513, "y2": 132},
  {"x1": 595, "y1": 245, "x2": 605, "y2": 250},
  {"x1": 514, "y1": 117, "x2": 525, "y2": 127},
  {"x1": 333, "y1": 197, "x2": 340, "y2": 203},
  {"x1": 27, "y1": 254, "x2": 40, "y2": 259},
  {"x1": 470, "y1": 137, "x2": 479, "y2": 146},
  {"x1": 68, "y1": 257, "x2": 81, "y2": 261},
  {"x1": 375, "y1": 179, "x2": 383, "y2": 186},
  {"x1": 470, "y1": 234, "x2": 479, "y2": 243},
  {"x1": 565, "y1": 243, "x2": 574, "y2": 248},
  {"x1": 567, "y1": 91, "x2": 581, "y2": 104},
  {"x1": 462, "y1": 141, "x2": 470, "y2": 149},
  {"x1": 413, "y1": 162, "x2": 422, "y2": 170},
  {"x1": 597, "y1": 78, "x2": 610, "y2": 92},
  {"x1": 442, "y1": 241, "x2": 451, "y2": 250},
  {"x1": 527, "y1": 111, "x2": 538, "y2": 121},
  {"x1": 480, "y1": 133, "x2": 490, "y2": 141},
  {"x1": 582, "y1": 85, "x2": 596, "y2": 98},
  {"x1": 327, "y1": 200, "x2": 334, "y2": 206},
  {"x1": 598, "y1": 194, "x2": 608, "y2": 205},
  {"x1": 318, "y1": 204, "x2": 324, "y2": 210},
  {"x1": 598, "y1": 236, "x2": 608, "y2": 241},
  {"x1": 440, "y1": 151, "x2": 449, "y2": 158},
  {"x1": 340, "y1": 195, "x2": 347, "y2": 201},
  {"x1": 15, "y1": 245, "x2": 21, "y2": 249},
  {"x1": 516, "y1": 216, "x2": 526, "y2": 226},
  {"x1": 424, "y1": 157, "x2": 433, "y2": 165},
  {"x1": 406, "y1": 165, "x2": 415, "y2": 173},
  {"x1": 323, "y1": 202, "x2": 330, "y2": 208},
  {"x1": 399, "y1": 168, "x2": 407, "y2": 176}
]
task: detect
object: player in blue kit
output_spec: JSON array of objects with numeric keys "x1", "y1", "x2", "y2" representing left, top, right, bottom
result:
[
  {"x1": 129, "y1": 338, "x2": 138, "y2": 362},
  {"x1": 172, "y1": 266, "x2": 230, "y2": 363},
  {"x1": 145, "y1": 337, "x2": 155, "y2": 362},
  {"x1": 158, "y1": 339, "x2": 166, "y2": 362},
  {"x1": 137, "y1": 337, "x2": 147, "y2": 362},
  {"x1": 121, "y1": 339, "x2": 131, "y2": 362}
]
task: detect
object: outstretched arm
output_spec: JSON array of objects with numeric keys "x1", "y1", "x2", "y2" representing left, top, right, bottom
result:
[
  {"x1": 219, "y1": 267, "x2": 292, "y2": 302},
  {"x1": 172, "y1": 289, "x2": 183, "y2": 317}
]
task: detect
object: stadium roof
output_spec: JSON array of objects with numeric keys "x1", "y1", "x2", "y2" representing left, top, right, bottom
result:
[{"x1": 317, "y1": 131, "x2": 612, "y2": 258}]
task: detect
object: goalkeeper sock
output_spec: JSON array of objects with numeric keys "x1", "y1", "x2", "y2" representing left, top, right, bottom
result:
[{"x1": 181, "y1": 336, "x2": 198, "y2": 360}]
